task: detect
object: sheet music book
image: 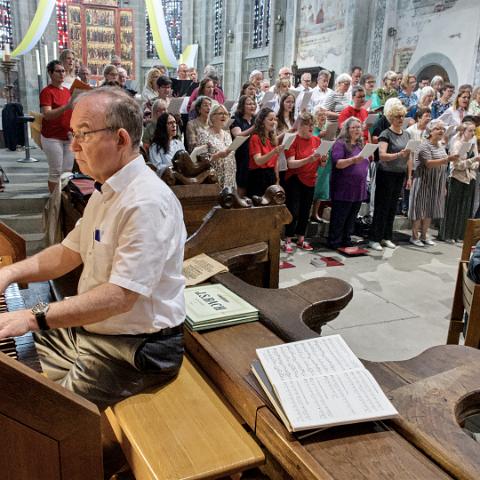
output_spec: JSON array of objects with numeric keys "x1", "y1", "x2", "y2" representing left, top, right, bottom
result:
[
  {"x1": 252, "y1": 335, "x2": 398, "y2": 433},
  {"x1": 357, "y1": 143, "x2": 379, "y2": 158},
  {"x1": 190, "y1": 145, "x2": 208, "y2": 162},
  {"x1": 445, "y1": 125, "x2": 457, "y2": 137},
  {"x1": 223, "y1": 100, "x2": 236, "y2": 113},
  {"x1": 324, "y1": 121, "x2": 338, "y2": 140},
  {"x1": 366, "y1": 113, "x2": 379, "y2": 126},
  {"x1": 260, "y1": 91, "x2": 275, "y2": 106},
  {"x1": 227, "y1": 135, "x2": 249, "y2": 152},
  {"x1": 297, "y1": 91, "x2": 313, "y2": 113},
  {"x1": 183, "y1": 253, "x2": 229, "y2": 287},
  {"x1": 69, "y1": 79, "x2": 92, "y2": 100},
  {"x1": 457, "y1": 142, "x2": 472, "y2": 158},
  {"x1": 405, "y1": 139, "x2": 421, "y2": 152},
  {"x1": 288, "y1": 89, "x2": 300, "y2": 99},
  {"x1": 167, "y1": 97, "x2": 185, "y2": 116},
  {"x1": 281, "y1": 132, "x2": 297, "y2": 150},
  {"x1": 402, "y1": 117, "x2": 411, "y2": 129},
  {"x1": 315, "y1": 140, "x2": 335, "y2": 156},
  {"x1": 364, "y1": 99, "x2": 372, "y2": 111},
  {"x1": 185, "y1": 283, "x2": 259, "y2": 331}
]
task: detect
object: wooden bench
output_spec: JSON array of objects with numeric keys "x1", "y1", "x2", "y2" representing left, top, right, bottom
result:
[
  {"x1": 447, "y1": 219, "x2": 480, "y2": 347},
  {"x1": 105, "y1": 356, "x2": 265, "y2": 480}
]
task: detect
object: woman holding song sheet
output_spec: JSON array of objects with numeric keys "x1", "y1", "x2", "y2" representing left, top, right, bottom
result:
[
  {"x1": 369, "y1": 102, "x2": 411, "y2": 251},
  {"x1": 283, "y1": 112, "x2": 327, "y2": 253},
  {"x1": 408, "y1": 120, "x2": 458, "y2": 246},
  {"x1": 197, "y1": 104, "x2": 236, "y2": 189},
  {"x1": 438, "y1": 121, "x2": 479, "y2": 243},
  {"x1": 328, "y1": 118, "x2": 370, "y2": 250},
  {"x1": 247, "y1": 107, "x2": 282, "y2": 198}
]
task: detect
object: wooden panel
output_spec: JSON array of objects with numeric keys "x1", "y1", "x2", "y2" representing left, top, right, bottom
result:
[
  {"x1": 0, "y1": 413, "x2": 61, "y2": 480},
  {"x1": 0, "y1": 352, "x2": 103, "y2": 480},
  {"x1": 107, "y1": 356, "x2": 264, "y2": 480},
  {"x1": 389, "y1": 364, "x2": 480, "y2": 480},
  {"x1": 461, "y1": 219, "x2": 480, "y2": 261},
  {"x1": 0, "y1": 222, "x2": 26, "y2": 264}
]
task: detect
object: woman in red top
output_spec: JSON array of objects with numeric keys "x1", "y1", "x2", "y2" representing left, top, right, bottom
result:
[
  {"x1": 247, "y1": 108, "x2": 283, "y2": 197},
  {"x1": 40, "y1": 60, "x2": 74, "y2": 192},
  {"x1": 284, "y1": 112, "x2": 326, "y2": 252}
]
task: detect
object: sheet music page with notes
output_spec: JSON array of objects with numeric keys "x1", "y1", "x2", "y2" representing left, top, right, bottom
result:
[{"x1": 254, "y1": 335, "x2": 398, "y2": 432}]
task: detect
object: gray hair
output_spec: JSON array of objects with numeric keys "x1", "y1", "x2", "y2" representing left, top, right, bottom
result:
[
  {"x1": 317, "y1": 69, "x2": 331, "y2": 80},
  {"x1": 207, "y1": 103, "x2": 229, "y2": 127},
  {"x1": 76, "y1": 87, "x2": 143, "y2": 148},
  {"x1": 430, "y1": 75, "x2": 444, "y2": 88},
  {"x1": 337, "y1": 117, "x2": 364, "y2": 149},
  {"x1": 383, "y1": 70, "x2": 397, "y2": 81},
  {"x1": 351, "y1": 85, "x2": 365, "y2": 98},
  {"x1": 424, "y1": 119, "x2": 445, "y2": 138},
  {"x1": 335, "y1": 73, "x2": 352, "y2": 85},
  {"x1": 249, "y1": 70, "x2": 262, "y2": 81},
  {"x1": 152, "y1": 98, "x2": 168, "y2": 116},
  {"x1": 419, "y1": 86, "x2": 435, "y2": 101}
]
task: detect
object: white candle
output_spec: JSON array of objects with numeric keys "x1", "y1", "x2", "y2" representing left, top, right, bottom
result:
[
  {"x1": 4, "y1": 43, "x2": 10, "y2": 61},
  {"x1": 53, "y1": 41, "x2": 57, "y2": 59},
  {"x1": 35, "y1": 49, "x2": 41, "y2": 76},
  {"x1": 44, "y1": 44, "x2": 48, "y2": 65}
]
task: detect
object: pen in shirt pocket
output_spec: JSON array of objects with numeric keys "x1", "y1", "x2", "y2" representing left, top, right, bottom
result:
[{"x1": 94, "y1": 229, "x2": 101, "y2": 242}]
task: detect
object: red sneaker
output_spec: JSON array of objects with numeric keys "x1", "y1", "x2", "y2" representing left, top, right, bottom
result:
[
  {"x1": 282, "y1": 241, "x2": 293, "y2": 254},
  {"x1": 297, "y1": 241, "x2": 313, "y2": 251}
]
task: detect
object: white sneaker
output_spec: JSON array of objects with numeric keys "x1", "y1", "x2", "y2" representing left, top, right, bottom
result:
[
  {"x1": 422, "y1": 238, "x2": 436, "y2": 246},
  {"x1": 444, "y1": 239, "x2": 455, "y2": 244},
  {"x1": 381, "y1": 240, "x2": 396, "y2": 249},
  {"x1": 409, "y1": 238, "x2": 424, "y2": 247},
  {"x1": 368, "y1": 241, "x2": 383, "y2": 251}
]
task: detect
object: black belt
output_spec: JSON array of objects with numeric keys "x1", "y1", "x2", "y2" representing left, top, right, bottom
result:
[{"x1": 149, "y1": 324, "x2": 184, "y2": 338}]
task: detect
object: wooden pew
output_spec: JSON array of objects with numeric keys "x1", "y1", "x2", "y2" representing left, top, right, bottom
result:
[{"x1": 447, "y1": 219, "x2": 480, "y2": 347}]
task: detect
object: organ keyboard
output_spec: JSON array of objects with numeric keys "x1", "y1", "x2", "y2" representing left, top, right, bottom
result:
[{"x1": 0, "y1": 282, "x2": 42, "y2": 372}]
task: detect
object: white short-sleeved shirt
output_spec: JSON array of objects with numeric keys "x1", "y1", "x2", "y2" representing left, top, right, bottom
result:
[{"x1": 62, "y1": 155, "x2": 187, "y2": 335}]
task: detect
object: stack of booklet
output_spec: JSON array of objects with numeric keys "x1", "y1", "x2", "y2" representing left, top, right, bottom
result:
[
  {"x1": 252, "y1": 335, "x2": 398, "y2": 433},
  {"x1": 184, "y1": 283, "x2": 259, "y2": 331}
]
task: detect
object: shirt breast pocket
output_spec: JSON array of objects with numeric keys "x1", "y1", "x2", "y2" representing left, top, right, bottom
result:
[{"x1": 92, "y1": 241, "x2": 114, "y2": 282}]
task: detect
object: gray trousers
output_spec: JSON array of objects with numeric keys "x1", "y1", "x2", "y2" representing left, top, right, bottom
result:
[{"x1": 34, "y1": 326, "x2": 184, "y2": 410}]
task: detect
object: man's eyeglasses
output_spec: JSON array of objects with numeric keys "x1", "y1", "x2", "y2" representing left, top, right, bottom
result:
[
  {"x1": 53, "y1": 69, "x2": 65, "y2": 74},
  {"x1": 71, "y1": 127, "x2": 114, "y2": 143}
]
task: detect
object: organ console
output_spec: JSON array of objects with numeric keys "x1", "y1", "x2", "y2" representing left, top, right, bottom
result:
[{"x1": 0, "y1": 227, "x2": 103, "y2": 480}]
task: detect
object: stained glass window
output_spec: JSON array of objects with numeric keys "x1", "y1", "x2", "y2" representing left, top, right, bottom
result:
[
  {"x1": 56, "y1": 1, "x2": 69, "y2": 50},
  {"x1": 146, "y1": 0, "x2": 183, "y2": 60},
  {"x1": 0, "y1": 0, "x2": 12, "y2": 50},
  {"x1": 252, "y1": 0, "x2": 271, "y2": 49},
  {"x1": 213, "y1": 0, "x2": 223, "y2": 57}
]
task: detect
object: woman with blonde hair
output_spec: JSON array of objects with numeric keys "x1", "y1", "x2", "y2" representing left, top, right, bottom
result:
[
  {"x1": 197, "y1": 103, "x2": 236, "y2": 188},
  {"x1": 408, "y1": 120, "x2": 458, "y2": 246},
  {"x1": 142, "y1": 68, "x2": 162, "y2": 103},
  {"x1": 468, "y1": 87, "x2": 480, "y2": 116},
  {"x1": 59, "y1": 48, "x2": 76, "y2": 88},
  {"x1": 369, "y1": 101, "x2": 411, "y2": 251},
  {"x1": 438, "y1": 121, "x2": 480, "y2": 243}
]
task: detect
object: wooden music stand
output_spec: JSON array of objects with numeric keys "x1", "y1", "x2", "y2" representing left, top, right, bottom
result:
[{"x1": 0, "y1": 352, "x2": 103, "y2": 480}]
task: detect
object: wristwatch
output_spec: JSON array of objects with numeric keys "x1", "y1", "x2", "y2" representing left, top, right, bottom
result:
[{"x1": 31, "y1": 302, "x2": 50, "y2": 330}]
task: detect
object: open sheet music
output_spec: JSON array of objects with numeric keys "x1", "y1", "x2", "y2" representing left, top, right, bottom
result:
[{"x1": 252, "y1": 335, "x2": 398, "y2": 432}]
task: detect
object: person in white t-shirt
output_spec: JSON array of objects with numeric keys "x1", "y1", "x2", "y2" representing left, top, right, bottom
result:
[
  {"x1": 311, "y1": 69, "x2": 332, "y2": 109},
  {"x1": 0, "y1": 87, "x2": 186, "y2": 410}
]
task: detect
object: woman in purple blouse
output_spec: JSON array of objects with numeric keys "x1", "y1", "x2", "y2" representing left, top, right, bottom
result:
[{"x1": 327, "y1": 117, "x2": 370, "y2": 249}]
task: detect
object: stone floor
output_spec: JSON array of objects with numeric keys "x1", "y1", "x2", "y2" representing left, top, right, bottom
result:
[{"x1": 279, "y1": 231, "x2": 461, "y2": 362}]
